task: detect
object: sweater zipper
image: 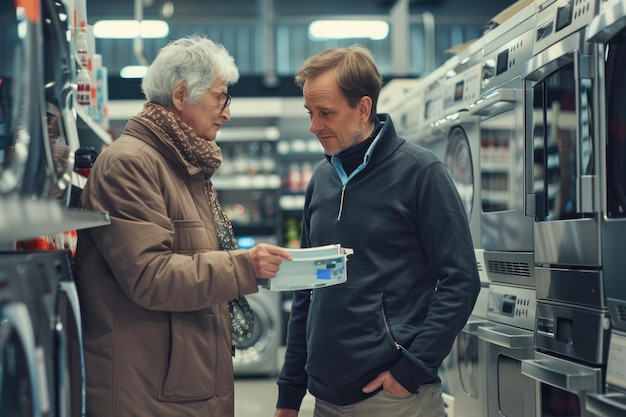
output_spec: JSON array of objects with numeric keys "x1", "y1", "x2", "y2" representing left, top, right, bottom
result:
[
  {"x1": 337, "y1": 184, "x2": 346, "y2": 221},
  {"x1": 380, "y1": 294, "x2": 406, "y2": 351}
]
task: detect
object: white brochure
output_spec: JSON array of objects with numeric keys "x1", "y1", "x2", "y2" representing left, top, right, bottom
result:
[{"x1": 257, "y1": 244, "x2": 354, "y2": 291}]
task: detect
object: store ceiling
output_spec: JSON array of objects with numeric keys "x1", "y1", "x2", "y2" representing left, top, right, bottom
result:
[{"x1": 87, "y1": 0, "x2": 498, "y2": 23}]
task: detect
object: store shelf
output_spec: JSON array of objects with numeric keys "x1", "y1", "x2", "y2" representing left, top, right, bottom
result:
[
  {"x1": 76, "y1": 105, "x2": 112, "y2": 152},
  {"x1": 0, "y1": 197, "x2": 110, "y2": 245},
  {"x1": 279, "y1": 194, "x2": 306, "y2": 211},
  {"x1": 213, "y1": 174, "x2": 281, "y2": 190}
]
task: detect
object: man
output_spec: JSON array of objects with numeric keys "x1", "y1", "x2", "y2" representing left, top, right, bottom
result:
[{"x1": 274, "y1": 46, "x2": 480, "y2": 417}]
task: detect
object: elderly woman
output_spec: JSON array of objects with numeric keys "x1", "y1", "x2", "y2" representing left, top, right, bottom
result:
[{"x1": 74, "y1": 35, "x2": 292, "y2": 417}]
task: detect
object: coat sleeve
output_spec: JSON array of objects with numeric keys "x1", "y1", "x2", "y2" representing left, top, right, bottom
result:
[{"x1": 79, "y1": 149, "x2": 258, "y2": 312}]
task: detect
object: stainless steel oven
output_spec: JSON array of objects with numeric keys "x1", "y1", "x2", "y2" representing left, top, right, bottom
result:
[
  {"x1": 520, "y1": 1, "x2": 610, "y2": 416},
  {"x1": 478, "y1": 283, "x2": 537, "y2": 417},
  {"x1": 522, "y1": 351, "x2": 603, "y2": 417},
  {"x1": 470, "y1": 20, "x2": 537, "y2": 289},
  {"x1": 586, "y1": 329, "x2": 626, "y2": 416},
  {"x1": 583, "y1": 2, "x2": 626, "y2": 413},
  {"x1": 587, "y1": 0, "x2": 626, "y2": 339}
]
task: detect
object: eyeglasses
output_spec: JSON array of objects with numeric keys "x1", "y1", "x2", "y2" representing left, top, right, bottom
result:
[{"x1": 208, "y1": 87, "x2": 232, "y2": 112}]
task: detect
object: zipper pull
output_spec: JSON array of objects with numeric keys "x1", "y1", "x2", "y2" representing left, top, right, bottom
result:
[{"x1": 337, "y1": 184, "x2": 346, "y2": 221}]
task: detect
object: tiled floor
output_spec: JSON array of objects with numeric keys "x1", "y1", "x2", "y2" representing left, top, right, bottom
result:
[{"x1": 234, "y1": 376, "x2": 315, "y2": 417}]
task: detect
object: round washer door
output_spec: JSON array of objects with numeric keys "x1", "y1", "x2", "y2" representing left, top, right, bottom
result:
[
  {"x1": 56, "y1": 283, "x2": 85, "y2": 417},
  {"x1": 0, "y1": 302, "x2": 42, "y2": 417},
  {"x1": 233, "y1": 295, "x2": 279, "y2": 368},
  {"x1": 445, "y1": 126, "x2": 474, "y2": 219}
]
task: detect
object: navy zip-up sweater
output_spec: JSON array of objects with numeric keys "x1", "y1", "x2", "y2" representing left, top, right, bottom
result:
[{"x1": 276, "y1": 114, "x2": 480, "y2": 409}]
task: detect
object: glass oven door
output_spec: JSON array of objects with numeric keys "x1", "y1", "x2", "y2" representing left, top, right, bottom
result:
[
  {"x1": 472, "y1": 88, "x2": 531, "y2": 253},
  {"x1": 470, "y1": 87, "x2": 535, "y2": 288},
  {"x1": 588, "y1": 0, "x2": 626, "y2": 342},
  {"x1": 522, "y1": 351, "x2": 603, "y2": 417},
  {"x1": 478, "y1": 322, "x2": 536, "y2": 417},
  {"x1": 523, "y1": 34, "x2": 598, "y2": 268}
]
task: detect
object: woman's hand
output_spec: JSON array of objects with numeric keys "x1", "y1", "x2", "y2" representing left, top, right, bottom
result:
[{"x1": 248, "y1": 243, "x2": 293, "y2": 278}]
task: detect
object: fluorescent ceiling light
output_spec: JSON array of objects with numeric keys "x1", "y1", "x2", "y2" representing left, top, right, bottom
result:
[
  {"x1": 93, "y1": 20, "x2": 169, "y2": 39},
  {"x1": 309, "y1": 20, "x2": 389, "y2": 40},
  {"x1": 120, "y1": 65, "x2": 148, "y2": 79}
]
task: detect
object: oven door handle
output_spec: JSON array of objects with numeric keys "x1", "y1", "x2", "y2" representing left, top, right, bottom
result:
[
  {"x1": 587, "y1": 0, "x2": 626, "y2": 43},
  {"x1": 477, "y1": 325, "x2": 533, "y2": 349},
  {"x1": 586, "y1": 392, "x2": 626, "y2": 415},
  {"x1": 521, "y1": 358, "x2": 599, "y2": 391},
  {"x1": 469, "y1": 89, "x2": 519, "y2": 117}
]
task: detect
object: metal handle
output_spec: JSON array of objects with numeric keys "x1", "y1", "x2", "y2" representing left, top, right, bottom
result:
[
  {"x1": 523, "y1": 35, "x2": 578, "y2": 81},
  {"x1": 469, "y1": 89, "x2": 519, "y2": 117},
  {"x1": 521, "y1": 359, "x2": 598, "y2": 391},
  {"x1": 587, "y1": 0, "x2": 626, "y2": 43},
  {"x1": 586, "y1": 392, "x2": 626, "y2": 416},
  {"x1": 477, "y1": 325, "x2": 533, "y2": 349}
]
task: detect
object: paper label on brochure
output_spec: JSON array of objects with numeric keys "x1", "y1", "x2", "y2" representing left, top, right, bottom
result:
[{"x1": 257, "y1": 244, "x2": 354, "y2": 291}]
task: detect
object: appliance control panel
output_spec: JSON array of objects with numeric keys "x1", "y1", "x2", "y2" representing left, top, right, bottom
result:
[
  {"x1": 481, "y1": 29, "x2": 535, "y2": 96},
  {"x1": 442, "y1": 63, "x2": 482, "y2": 113},
  {"x1": 486, "y1": 283, "x2": 537, "y2": 330},
  {"x1": 533, "y1": 0, "x2": 599, "y2": 54}
]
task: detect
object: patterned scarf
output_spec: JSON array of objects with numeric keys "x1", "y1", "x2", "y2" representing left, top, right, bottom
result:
[{"x1": 135, "y1": 102, "x2": 254, "y2": 351}]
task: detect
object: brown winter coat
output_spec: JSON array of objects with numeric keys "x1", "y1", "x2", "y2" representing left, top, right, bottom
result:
[{"x1": 74, "y1": 117, "x2": 258, "y2": 417}]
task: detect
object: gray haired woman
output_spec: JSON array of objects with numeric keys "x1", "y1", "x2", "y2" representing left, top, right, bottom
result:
[{"x1": 75, "y1": 35, "x2": 292, "y2": 417}]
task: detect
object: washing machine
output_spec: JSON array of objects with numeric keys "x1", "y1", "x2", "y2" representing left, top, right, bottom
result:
[
  {"x1": 0, "y1": 250, "x2": 83, "y2": 417},
  {"x1": 232, "y1": 288, "x2": 282, "y2": 376},
  {"x1": 440, "y1": 62, "x2": 482, "y2": 248},
  {"x1": 436, "y1": 61, "x2": 491, "y2": 417},
  {"x1": 0, "y1": 258, "x2": 45, "y2": 417},
  {"x1": 28, "y1": 250, "x2": 84, "y2": 417},
  {"x1": 233, "y1": 236, "x2": 282, "y2": 377}
]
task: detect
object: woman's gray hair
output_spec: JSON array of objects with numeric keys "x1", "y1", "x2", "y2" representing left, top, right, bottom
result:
[{"x1": 141, "y1": 35, "x2": 239, "y2": 106}]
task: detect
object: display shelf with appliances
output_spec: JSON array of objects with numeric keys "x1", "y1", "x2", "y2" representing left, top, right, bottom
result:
[
  {"x1": 76, "y1": 105, "x2": 113, "y2": 152},
  {"x1": 213, "y1": 127, "x2": 282, "y2": 238},
  {"x1": 276, "y1": 133, "x2": 324, "y2": 248},
  {"x1": 0, "y1": 197, "x2": 110, "y2": 248}
]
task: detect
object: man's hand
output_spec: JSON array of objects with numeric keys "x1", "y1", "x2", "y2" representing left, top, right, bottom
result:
[
  {"x1": 274, "y1": 408, "x2": 298, "y2": 417},
  {"x1": 362, "y1": 370, "x2": 411, "y2": 396}
]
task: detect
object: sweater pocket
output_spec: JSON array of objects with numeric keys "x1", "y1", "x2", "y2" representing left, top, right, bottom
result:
[
  {"x1": 172, "y1": 220, "x2": 211, "y2": 254},
  {"x1": 159, "y1": 312, "x2": 217, "y2": 402}
]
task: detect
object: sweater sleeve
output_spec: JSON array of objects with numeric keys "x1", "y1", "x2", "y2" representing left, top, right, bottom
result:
[
  {"x1": 390, "y1": 161, "x2": 481, "y2": 392},
  {"x1": 276, "y1": 289, "x2": 311, "y2": 410}
]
